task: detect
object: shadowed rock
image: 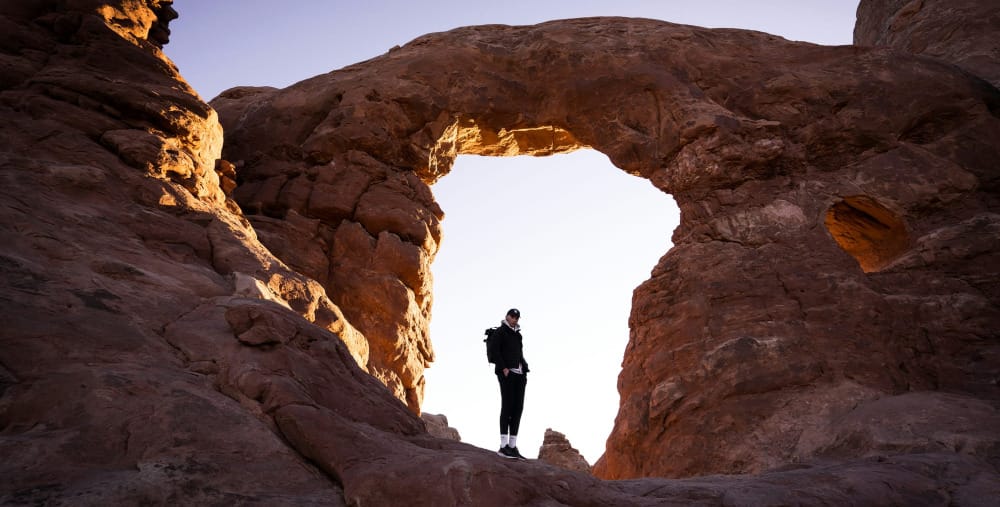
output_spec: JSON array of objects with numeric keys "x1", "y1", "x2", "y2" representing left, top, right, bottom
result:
[
  {"x1": 855, "y1": 0, "x2": 1000, "y2": 88},
  {"x1": 421, "y1": 413, "x2": 462, "y2": 441}
]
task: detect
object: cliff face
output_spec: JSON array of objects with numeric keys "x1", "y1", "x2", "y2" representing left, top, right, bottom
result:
[{"x1": 2, "y1": 0, "x2": 999, "y2": 505}]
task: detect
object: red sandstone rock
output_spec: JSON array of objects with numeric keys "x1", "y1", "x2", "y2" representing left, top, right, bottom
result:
[
  {"x1": 537, "y1": 428, "x2": 592, "y2": 474},
  {"x1": 421, "y1": 413, "x2": 462, "y2": 442},
  {"x1": 2, "y1": 0, "x2": 999, "y2": 505}
]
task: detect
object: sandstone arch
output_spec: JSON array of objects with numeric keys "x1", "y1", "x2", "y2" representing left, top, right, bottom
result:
[
  {"x1": 213, "y1": 15, "x2": 1000, "y2": 480},
  {"x1": 4, "y1": 0, "x2": 1000, "y2": 502}
]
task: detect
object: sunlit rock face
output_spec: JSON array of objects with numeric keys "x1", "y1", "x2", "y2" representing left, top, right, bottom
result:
[
  {"x1": 3, "y1": 0, "x2": 1000, "y2": 504},
  {"x1": 216, "y1": 2, "x2": 1000, "y2": 482}
]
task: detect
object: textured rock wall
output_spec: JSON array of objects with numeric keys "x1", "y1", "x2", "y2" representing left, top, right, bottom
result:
[
  {"x1": 2, "y1": 0, "x2": 999, "y2": 504},
  {"x1": 216, "y1": 9, "x2": 1000, "y2": 481},
  {"x1": 212, "y1": 83, "x2": 442, "y2": 412},
  {"x1": 855, "y1": 0, "x2": 1000, "y2": 88},
  {"x1": 0, "y1": 0, "x2": 377, "y2": 503}
]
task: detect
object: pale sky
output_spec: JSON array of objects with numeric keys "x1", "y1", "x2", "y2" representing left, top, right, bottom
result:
[{"x1": 166, "y1": 0, "x2": 859, "y2": 463}]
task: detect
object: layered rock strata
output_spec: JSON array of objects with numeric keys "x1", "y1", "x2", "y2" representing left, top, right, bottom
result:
[{"x1": 1, "y1": 0, "x2": 998, "y2": 504}]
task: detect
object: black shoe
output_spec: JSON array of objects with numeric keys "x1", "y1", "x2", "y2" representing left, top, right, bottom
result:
[
  {"x1": 497, "y1": 445, "x2": 517, "y2": 459},
  {"x1": 509, "y1": 446, "x2": 526, "y2": 459}
]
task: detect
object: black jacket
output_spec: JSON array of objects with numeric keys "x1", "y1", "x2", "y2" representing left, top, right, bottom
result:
[{"x1": 490, "y1": 322, "x2": 529, "y2": 375}]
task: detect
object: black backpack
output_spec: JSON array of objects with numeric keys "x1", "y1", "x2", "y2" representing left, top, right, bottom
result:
[{"x1": 483, "y1": 327, "x2": 499, "y2": 364}]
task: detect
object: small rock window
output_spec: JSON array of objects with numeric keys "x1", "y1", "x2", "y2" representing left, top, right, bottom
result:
[{"x1": 824, "y1": 195, "x2": 909, "y2": 272}]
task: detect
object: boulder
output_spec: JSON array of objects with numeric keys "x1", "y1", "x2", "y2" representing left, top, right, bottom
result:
[
  {"x1": 537, "y1": 429, "x2": 591, "y2": 474},
  {"x1": 421, "y1": 413, "x2": 462, "y2": 442},
  {"x1": 855, "y1": 0, "x2": 1000, "y2": 88}
]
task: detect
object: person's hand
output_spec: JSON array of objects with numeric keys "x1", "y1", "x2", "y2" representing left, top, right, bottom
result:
[{"x1": 503, "y1": 368, "x2": 509, "y2": 377}]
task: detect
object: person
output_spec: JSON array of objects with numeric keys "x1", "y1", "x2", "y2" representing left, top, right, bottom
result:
[{"x1": 488, "y1": 308, "x2": 529, "y2": 459}]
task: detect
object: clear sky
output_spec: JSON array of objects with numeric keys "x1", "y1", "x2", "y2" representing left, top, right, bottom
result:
[{"x1": 166, "y1": 0, "x2": 859, "y2": 463}]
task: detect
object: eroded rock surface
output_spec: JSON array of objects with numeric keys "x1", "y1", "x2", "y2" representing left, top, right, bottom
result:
[
  {"x1": 2, "y1": 0, "x2": 999, "y2": 505},
  {"x1": 855, "y1": 0, "x2": 1000, "y2": 88},
  {"x1": 537, "y1": 429, "x2": 592, "y2": 474}
]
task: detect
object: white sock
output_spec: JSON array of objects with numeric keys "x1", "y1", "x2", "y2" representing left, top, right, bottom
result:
[
  {"x1": 501, "y1": 434, "x2": 509, "y2": 447},
  {"x1": 509, "y1": 435, "x2": 518, "y2": 448}
]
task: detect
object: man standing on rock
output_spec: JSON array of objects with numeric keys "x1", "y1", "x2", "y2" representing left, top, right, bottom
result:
[{"x1": 489, "y1": 308, "x2": 529, "y2": 459}]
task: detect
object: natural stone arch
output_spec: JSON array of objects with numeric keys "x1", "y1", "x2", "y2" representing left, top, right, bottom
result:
[
  {"x1": 5, "y1": 0, "x2": 1000, "y2": 503},
  {"x1": 213, "y1": 16, "x2": 1000, "y2": 480}
]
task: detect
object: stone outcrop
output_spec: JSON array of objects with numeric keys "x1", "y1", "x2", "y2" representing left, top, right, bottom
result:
[
  {"x1": 421, "y1": 413, "x2": 461, "y2": 441},
  {"x1": 537, "y1": 429, "x2": 591, "y2": 473},
  {"x1": 2, "y1": 0, "x2": 999, "y2": 504},
  {"x1": 211, "y1": 86, "x2": 441, "y2": 413}
]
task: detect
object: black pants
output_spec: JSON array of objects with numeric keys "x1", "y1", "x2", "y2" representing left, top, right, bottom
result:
[{"x1": 497, "y1": 373, "x2": 527, "y2": 436}]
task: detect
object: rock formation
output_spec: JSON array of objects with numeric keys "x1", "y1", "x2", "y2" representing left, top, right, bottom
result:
[
  {"x1": 2, "y1": 0, "x2": 999, "y2": 504},
  {"x1": 215, "y1": 0, "x2": 1000, "y2": 482},
  {"x1": 421, "y1": 413, "x2": 461, "y2": 441},
  {"x1": 537, "y1": 429, "x2": 591, "y2": 473}
]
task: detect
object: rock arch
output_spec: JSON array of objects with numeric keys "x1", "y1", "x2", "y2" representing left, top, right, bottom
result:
[
  {"x1": 213, "y1": 17, "x2": 1000, "y2": 479},
  {"x1": 4, "y1": 0, "x2": 1000, "y2": 502}
]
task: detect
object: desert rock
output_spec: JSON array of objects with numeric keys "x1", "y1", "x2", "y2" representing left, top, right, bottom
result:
[
  {"x1": 215, "y1": 2, "x2": 1000, "y2": 482},
  {"x1": 421, "y1": 413, "x2": 462, "y2": 441},
  {"x1": 1, "y1": 0, "x2": 999, "y2": 505},
  {"x1": 537, "y1": 429, "x2": 592, "y2": 474}
]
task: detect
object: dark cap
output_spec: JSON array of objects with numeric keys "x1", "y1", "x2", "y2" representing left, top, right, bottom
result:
[{"x1": 506, "y1": 308, "x2": 520, "y2": 318}]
